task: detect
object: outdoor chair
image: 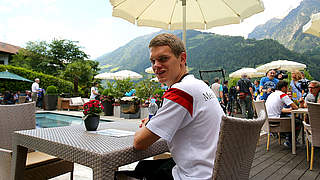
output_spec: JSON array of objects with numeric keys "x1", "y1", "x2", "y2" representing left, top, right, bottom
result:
[
  {"x1": 253, "y1": 100, "x2": 291, "y2": 151},
  {"x1": 115, "y1": 113, "x2": 266, "y2": 180},
  {"x1": 303, "y1": 102, "x2": 320, "y2": 170},
  {"x1": 212, "y1": 113, "x2": 266, "y2": 180},
  {"x1": 18, "y1": 95, "x2": 26, "y2": 104},
  {"x1": 0, "y1": 102, "x2": 74, "y2": 179}
]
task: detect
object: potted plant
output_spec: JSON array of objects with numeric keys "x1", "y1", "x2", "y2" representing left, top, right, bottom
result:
[
  {"x1": 83, "y1": 100, "x2": 104, "y2": 131},
  {"x1": 100, "y1": 89, "x2": 115, "y2": 116},
  {"x1": 44, "y1": 85, "x2": 58, "y2": 110}
]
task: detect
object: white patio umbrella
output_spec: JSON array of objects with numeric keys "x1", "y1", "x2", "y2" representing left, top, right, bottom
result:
[
  {"x1": 229, "y1": 68, "x2": 264, "y2": 78},
  {"x1": 94, "y1": 72, "x2": 115, "y2": 80},
  {"x1": 112, "y1": 70, "x2": 143, "y2": 80},
  {"x1": 110, "y1": 0, "x2": 264, "y2": 45},
  {"x1": 256, "y1": 60, "x2": 307, "y2": 73},
  {"x1": 145, "y1": 67, "x2": 154, "y2": 74},
  {"x1": 303, "y1": 13, "x2": 320, "y2": 37}
]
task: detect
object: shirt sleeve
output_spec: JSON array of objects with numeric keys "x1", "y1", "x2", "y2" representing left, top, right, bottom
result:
[
  {"x1": 146, "y1": 98, "x2": 189, "y2": 142},
  {"x1": 281, "y1": 94, "x2": 293, "y2": 106},
  {"x1": 219, "y1": 85, "x2": 223, "y2": 91}
]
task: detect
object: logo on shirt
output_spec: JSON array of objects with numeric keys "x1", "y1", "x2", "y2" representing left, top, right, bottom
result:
[{"x1": 203, "y1": 91, "x2": 215, "y2": 101}]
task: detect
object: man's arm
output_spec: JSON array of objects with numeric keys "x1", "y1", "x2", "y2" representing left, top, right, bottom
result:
[{"x1": 134, "y1": 118, "x2": 160, "y2": 150}]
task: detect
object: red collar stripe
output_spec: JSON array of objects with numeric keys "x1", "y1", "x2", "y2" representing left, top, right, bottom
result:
[
  {"x1": 163, "y1": 88, "x2": 193, "y2": 117},
  {"x1": 280, "y1": 94, "x2": 287, "y2": 99}
]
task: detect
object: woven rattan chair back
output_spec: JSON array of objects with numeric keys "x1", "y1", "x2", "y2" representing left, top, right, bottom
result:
[
  {"x1": 253, "y1": 100, "x2": 269, "y2": 133},
  {"x1": 307, "y1": 102, "x2": 320, "y2": 147},
  {"x1": 212, "y1": 113, "x2": 266, "y2": 180},
  {"x1": 0, "y1": 102, "x2": 36, "y2": 150}
]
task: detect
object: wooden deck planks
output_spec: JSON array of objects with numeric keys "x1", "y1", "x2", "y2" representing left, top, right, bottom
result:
[{"x1": 250, "y1": 135, "x2": 320, "y2": 180}]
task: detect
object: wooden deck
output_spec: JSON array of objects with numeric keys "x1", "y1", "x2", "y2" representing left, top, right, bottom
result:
[{"x1": 251, "y1": 134, "x2": 320, "y2": 180}]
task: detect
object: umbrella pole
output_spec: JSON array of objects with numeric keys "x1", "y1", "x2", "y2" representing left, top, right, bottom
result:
[{"x1": 182, "y1": 0, "x2": 186, "y2": 46}]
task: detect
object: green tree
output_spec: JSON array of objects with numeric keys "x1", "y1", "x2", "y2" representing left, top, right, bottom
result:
[
  {"x1": 62, "y1": 60, "x2": 93, "y2": 95},
  {"x1": 11, "y1": 39, "x2": 90, "y2": 76}
]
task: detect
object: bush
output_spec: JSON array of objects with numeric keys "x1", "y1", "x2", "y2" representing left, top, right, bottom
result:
[
  {"x1": 0, "y1": 65, "x2": 73, "y2": 94},
  {"x1": 46, "y1": 85, "x2": 58, "y2": 95}
]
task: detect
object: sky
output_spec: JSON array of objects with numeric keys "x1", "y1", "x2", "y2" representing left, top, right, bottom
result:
[{"x1": 0, "y1": 0, "x2": 303, "y2": 59}]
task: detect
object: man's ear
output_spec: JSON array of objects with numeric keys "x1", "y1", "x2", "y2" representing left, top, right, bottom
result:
[{"x1": 180, "y1": 52, "x2": 187, "y2": 64}]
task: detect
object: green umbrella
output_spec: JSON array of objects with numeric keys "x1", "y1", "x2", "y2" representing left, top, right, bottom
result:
[{"x1": 0, "y1": 71, "x2": 33, "y2": 82}]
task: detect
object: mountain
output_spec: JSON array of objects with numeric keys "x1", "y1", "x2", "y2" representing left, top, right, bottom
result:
[
  {"x1": 248, "y1": 0, "x2": 320, "y2": 53},
  {"x1": 96, "y1": 30, "x2": 320, "y2": 80}
]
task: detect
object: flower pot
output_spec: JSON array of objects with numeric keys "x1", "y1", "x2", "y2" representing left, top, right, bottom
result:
[
  {"x1": 102, "y1": 101, "x2": 114, "y2": 116},
  {"x1": 44, "y1": 95, "x2": 58, "y2": 110},
  {"x1": 84, "y1": 115, "x2": 100, "y2": 131}
]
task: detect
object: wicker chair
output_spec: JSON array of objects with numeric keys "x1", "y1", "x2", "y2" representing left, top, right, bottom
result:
[
  {"x1": 303, "y1": 102, "x2": 320, "y2": 170},
  {"x1": 0, "y1": 102, "x2": 74, "y2": 179},
  {"x1": 116, "y1": 113, "x2": 265, "y2": 180},
  {"x1": 253, "y1": 100, "x2": 291, "y2": 151},
  {"x1": 212, "y1": 113, "x2": 266, "y2": 180}
]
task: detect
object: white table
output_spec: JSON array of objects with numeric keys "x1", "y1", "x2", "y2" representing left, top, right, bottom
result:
[
  {"x1": 11, "y1": 122, "x2": 169, "y2": 180},
  {"x1": 291, "y1": 108, "x2": 308, "y2": 154}
]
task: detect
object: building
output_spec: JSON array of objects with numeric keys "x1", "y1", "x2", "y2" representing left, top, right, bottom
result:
[{"x1": 0, "y1": 42, "x2": 21, "y2": 65}]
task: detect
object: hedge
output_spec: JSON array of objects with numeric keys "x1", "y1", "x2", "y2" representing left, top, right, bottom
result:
[{"x1": 0, "y1": 65, "x2": 73, "y2": 94}]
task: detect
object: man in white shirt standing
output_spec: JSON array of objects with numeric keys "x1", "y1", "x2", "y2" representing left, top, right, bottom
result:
[
  {"x1": 90, "y1": 82, "x2": 100, "y2": 100},
  {"x1": 31, "y1": 78, "x2": 40, "y2": 102},
  {"x1": 119, "y1": 33, "x2": 224, "y2": 180}
]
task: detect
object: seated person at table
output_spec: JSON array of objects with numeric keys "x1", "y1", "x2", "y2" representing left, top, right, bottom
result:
[
  {"x1": 3, "y1": 91, "x2": 14, "y2": 104},
  {"x1": 265, "y1": 80, "x2": 300, "y2": 147},
  {"x1": 124, "y1": 33, "x2": 224, "y2": 180},
  {"x1": 303, "y1": 80, "x2": 320, "y2": 105}
]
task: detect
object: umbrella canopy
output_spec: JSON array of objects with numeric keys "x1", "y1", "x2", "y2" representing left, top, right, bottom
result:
[
  {"x1": 229, "y1": 68, "x2": 264, "y2": 78},
  {"x1": 303, "y1": 13, "x2": 320, "y2": 37},
  {"x1": 112, "y1": 70, "x2": 143, "y2": 80},
  {"x1": 145, "y1": 67, "x2": 154, "y2": 74},
  {"x1": 256, "y1": 60, "x2": 307, "y2": 73},
  {"x1": 0, "y1": 71, "x2": 32, "y2": 82},
  {"x1": 110, "y1": 0, "x2": 264, "y2": 44},
  {"x1": 94, "y1": 72, "x2": 115, "y2": 80}
]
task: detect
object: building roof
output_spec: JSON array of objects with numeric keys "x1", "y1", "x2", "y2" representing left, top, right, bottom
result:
[{"x1": 0, "y1": 42, "x2": 21, "y2": 54}]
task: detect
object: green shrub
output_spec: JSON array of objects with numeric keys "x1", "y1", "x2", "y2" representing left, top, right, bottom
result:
[
  {"x1": 0, "y1": 65, "x2": 73, "y2": 93},
  {"x1": 46, "y1": 85, "x2": 58, "y2": 95}
]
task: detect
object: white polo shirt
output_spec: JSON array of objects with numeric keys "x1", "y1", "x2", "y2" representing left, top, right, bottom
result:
[
  {"x1": 265, "y1": 90, "x2": 293, "y2": 118},
  {"x1": 147, "y1": 75, "x2": 224, "y2": 180},
  {"x1": 31, "y1": 82, "x2": 39, "y2": 93}
]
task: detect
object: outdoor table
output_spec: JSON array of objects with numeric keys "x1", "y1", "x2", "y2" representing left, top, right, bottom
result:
[
  {"x1": 11, "y1": 121, "x2": 169, "y2": 180},
  {"x1": 291, "y1": 108, "x2": 308, "y2": 154}
]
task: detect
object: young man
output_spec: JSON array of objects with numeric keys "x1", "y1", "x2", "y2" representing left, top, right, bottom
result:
[
  {"x1": 130, "y1": 33, "x2": 224, "y2": 180},
  {"x1": 265, "y1": 80, "x2": 299, "y2": 147}
]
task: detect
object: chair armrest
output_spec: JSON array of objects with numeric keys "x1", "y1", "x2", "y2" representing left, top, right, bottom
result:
[
  {"x1": 0, "y1": 148, "x2": 12, "y2": 179},
  {"x1": 302, "y1": 121, "x2": 311, "y2": 133}
]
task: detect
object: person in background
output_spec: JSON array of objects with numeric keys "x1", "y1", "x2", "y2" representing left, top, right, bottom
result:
[
  {"x1": 253, "y1": 80, "x2": 260, "y2": 100},
  {"x1": 3, "y1": 91, "x2": 14, "y2": 104},
  {"x1": 259, "y1": 69, "x2": 279, "y2": 100},
  {"x1": 222, "y1": 80, "x2": 229, "y2": 113},
  {"x1": 303, "y1": 80, "x2": 320, "y2": 105},
  {"x1": 90, "y1": 82, "x2": 100, "y2": 100},
  {"x1": 31, "y1": 78, "x2": 40, "y2": 102},
  {"x1": 237, "y1": 73, "x2": 254, "y2": 119},
  {"x1": 121, "y1": 33, "x2": 224, "y2": 180},
  {"x1": 290, "y1": 70, "x2": 303, "y2": 105},
  {"x1": 13, "y1": 91, "x2": 20, "y2": 103},
  {"x1": 265, "y1": 80, "x2": 301, "y2": 147},
  {"x1": 211, "y1": 77, "x2": 224, "y2": 104}
]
